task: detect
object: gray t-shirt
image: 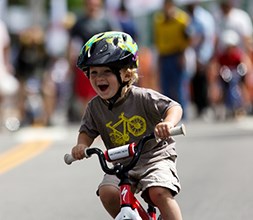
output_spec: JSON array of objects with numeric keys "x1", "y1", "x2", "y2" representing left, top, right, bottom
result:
[{"x1": 79, "y1": 85, "x2": 180, "y2": 163}]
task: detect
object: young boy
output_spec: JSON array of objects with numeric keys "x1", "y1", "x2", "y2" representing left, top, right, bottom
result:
[{"x1": 70, "y1": 31, "x2": 183, "y2": 220}]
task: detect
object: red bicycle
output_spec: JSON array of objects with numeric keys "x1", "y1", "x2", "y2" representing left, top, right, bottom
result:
[{"x1": 64, "y1": 124, "x2": 186, "y2": 220}]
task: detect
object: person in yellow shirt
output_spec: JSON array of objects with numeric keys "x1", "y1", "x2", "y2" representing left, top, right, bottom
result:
[{"x1": 153, "y1": 0, "x2": 192, "y2": 118}]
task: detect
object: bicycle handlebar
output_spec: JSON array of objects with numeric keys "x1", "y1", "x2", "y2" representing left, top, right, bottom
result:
[{"x1": 64, "y1": 124, "x2": 186, "y2": 175}]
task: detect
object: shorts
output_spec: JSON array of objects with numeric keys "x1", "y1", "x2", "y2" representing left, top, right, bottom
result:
[{"x1": 97, "y1": 157, "x2": 181, "y2": 205}]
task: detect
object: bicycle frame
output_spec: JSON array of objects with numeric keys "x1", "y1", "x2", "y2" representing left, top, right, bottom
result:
[
  {"x1": 115, "y1": 167, "x2": 157, "y2": 220},
  {"x1": 64, "y1": 125, "x2": 186, "y2": 220}
]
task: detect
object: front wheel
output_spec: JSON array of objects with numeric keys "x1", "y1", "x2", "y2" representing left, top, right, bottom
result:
[{"x1": 115, "y1": 207, "x2": 142, "y2": 220}]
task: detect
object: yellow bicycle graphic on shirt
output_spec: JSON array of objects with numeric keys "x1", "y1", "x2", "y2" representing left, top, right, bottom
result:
[{"x1": 106, "y1": 112, "x2": 146, "y2": 145}]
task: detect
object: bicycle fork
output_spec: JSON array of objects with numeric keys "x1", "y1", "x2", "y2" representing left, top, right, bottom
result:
[{"x1": 115, "y1": 181, "x2": 156, "y2": 220}]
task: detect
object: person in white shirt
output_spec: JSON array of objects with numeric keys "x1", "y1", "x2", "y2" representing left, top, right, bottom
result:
[
  {"x1": 218, "y1": 0, "x2": 253, "y2": 54},
  {"x1": 0, "y1": 19, "x2": 20, "y2": 130}
]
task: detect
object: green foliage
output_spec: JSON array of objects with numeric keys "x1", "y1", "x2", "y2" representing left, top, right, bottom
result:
[
  {"x1": 8, "y1": 0, "x2": 27, "y2": 5},
  {"x1": 8, "y1": 0, "x2": 83, "y2": 11},
  {"x1": 67, "y1": 0, "x2": 83, "y2": 11}
]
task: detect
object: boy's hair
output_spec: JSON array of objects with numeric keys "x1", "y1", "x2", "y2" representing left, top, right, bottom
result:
[{"x1": 125, "y1": 67, "x2": 139, "y2": 86}]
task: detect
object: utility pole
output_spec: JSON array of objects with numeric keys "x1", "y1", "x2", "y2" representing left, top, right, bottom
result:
[
  {"x1": 29, "y1": 0, "x2": 46, "y2": 26},
  {"x1": 0, "y1": 0, "x2": 7, "y2": 20}
]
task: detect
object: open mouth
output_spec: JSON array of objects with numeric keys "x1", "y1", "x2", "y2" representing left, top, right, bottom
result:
[{"x1": 98, "y1": 84, "x2": 109, "y2": 92}]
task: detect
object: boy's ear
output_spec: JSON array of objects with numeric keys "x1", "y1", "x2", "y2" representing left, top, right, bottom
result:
[{"x1": 121, "y1": 69, "x2": 132, "y2": 82}]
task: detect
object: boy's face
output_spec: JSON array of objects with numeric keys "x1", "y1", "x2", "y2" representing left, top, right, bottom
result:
[{"x1": 89, "y1": 66, "x2": 120, "y2": 100}]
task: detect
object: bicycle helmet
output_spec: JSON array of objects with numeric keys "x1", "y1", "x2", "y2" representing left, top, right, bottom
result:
[
  {"x1": 77, "y1": 31, "x2": 138, "y2": 77},
  {"x1": 77, "y1": 31, "x2": 139, "y2": 110}
]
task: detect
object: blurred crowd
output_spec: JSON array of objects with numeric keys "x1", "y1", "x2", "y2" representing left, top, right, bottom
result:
[{"x1": 0, "y1": 0, "x2": 253, "y2": 131}]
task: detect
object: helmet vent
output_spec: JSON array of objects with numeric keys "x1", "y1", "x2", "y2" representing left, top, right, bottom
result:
[
  {"x1": 113, "y1": 37, "x2": 119, "y2": 46},
  {"x1": 122, "y1": 34, "x2": 127, "y2": 42},
  {"x1": 98, "y1": 43, "x2": 108, "y2": 54}
]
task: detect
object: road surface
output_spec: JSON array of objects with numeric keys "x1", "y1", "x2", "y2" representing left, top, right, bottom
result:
[{"x1": 0, "y1": 117, "x2": 253, "y2": 220}]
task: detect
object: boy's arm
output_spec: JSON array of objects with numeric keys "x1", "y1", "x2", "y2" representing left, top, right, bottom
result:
[
  {"x1": 163, "y1": 105, "x2": 183, "y2": 126},
  {"x1": 77, "y1": 131, "x2": 94, "y2": 146},
  {"x1": 155, "y1": 105, "x2": 183, "y2": 139},
  {"x1": 72, "y1": 132, "x2": 94, "y2": 160}
]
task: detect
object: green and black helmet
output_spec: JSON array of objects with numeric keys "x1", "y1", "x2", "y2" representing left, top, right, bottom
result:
[{"x1": 77, "y1": 31, "x2": 139, "y2": 77}]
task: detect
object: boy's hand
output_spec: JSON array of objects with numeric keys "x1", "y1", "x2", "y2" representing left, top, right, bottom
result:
[
  {"x1": 154, "y1": 121, "x2": 174, "y2": 140},
  {"x1": 71, "y1": 144, "x2": 88, "y2": 160}
]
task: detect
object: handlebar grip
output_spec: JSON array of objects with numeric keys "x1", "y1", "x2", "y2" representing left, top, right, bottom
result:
[
  {"x1": 64, "y1": 154, "x2": 76, "y2": 165},
  {"x1": 155, "y1": 124, "x2": 186, "y2": 142},
  {"x1": 170, "y1": 124, "x2": 186, "y2": 136}
]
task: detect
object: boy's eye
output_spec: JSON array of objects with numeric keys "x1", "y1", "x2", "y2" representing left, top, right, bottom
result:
[
  {"x1": 90, "y1": 69, "x2": 114, "y2": 78},
  {"x1": 90, "y1": 71, "x2": 98, "y2": 77},
  {"x1": 105, "y1": 69, "x2": 113, "y2": 73}
]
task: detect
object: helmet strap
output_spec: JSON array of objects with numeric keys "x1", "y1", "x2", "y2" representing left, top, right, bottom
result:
[
  {"x1": 107, "y1": 81, "x2": 128, "y2": 110},
  {"x1": 107, "y1": 68, "x2": 128, "y2": 110}
]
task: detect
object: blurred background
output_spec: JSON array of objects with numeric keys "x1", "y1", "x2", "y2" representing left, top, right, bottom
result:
[
  {"x1": 0, "y1": 0, "x2": 253, "y2": 131},
  {"x1": 1, "y1": 1, "x2": 253, "y2": 219}
]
